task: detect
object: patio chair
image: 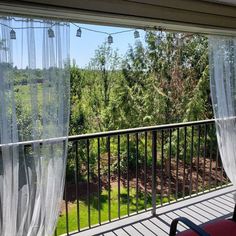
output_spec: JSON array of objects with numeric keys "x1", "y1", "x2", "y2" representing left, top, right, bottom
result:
[{"x1": 169, "y1": 204, "x2": 236, "y2": 236}]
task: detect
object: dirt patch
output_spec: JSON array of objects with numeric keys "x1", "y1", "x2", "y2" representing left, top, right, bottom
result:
[{"x1": 62, "y1": 157, "x2": 227, "y2": 206}]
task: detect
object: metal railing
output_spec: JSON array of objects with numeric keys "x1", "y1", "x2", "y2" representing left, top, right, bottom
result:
[{"x1": 59, "y1": 119, "x2": 230, "y2": 235}]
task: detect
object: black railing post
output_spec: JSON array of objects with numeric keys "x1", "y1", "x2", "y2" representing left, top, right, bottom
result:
[{"x1": 152, "y1": 130, "x2": 157, "y2": 216}]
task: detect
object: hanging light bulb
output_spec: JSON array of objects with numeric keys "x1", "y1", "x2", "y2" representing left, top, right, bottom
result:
[
  {"x1": 145, "y1": 30, "x2": 149, "y2": 43},
  {"x1": 48, "y1": 28, "x2": 55, "y2": 38},
  {"x1": 10, "y1": 29, "x2": 16, "y2": 40},
  {"x1": 76, "y1": 28, "x2": 82, "y2": 37},
  {"x1": 177, "y1": 37, "x2": 183, "y2": 47},
  {"x1": 108, "y1": 35, "x2": 113, "y2": 44},
  {"x1": 134, "y1": 30, "x2": 140, "y2": 39},
  {"x1": 156, "y1": 35, "x2": 162, "y2": 45}
]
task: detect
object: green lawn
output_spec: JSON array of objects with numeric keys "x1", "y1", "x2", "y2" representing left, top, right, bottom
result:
[{"x1": 56, "y1": 187, "x2": 171, "y2": 235}]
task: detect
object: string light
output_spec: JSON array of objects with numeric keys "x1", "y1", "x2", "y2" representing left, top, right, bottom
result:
[
  {"x1": 76, "y1": 28, "x2": 82, "y2": 37},
  {"x1": 48, "y1": 28, "x2": 55, "y2": 38},
  {"x1": 1, "y1": 18, "x2": 168, "y2": 45},
  {"x1": 72, "y1": 22, "x2": 143, "y2": 43},
  {"x1": 10, "y1": 29, "x2": 16, "y2": 39},
  {"x1": 108, "y1": 35, "x2": 113, "y2": 44},
  {"x1": 0, "y1": 19, "x2": 58, "y2": 39}
]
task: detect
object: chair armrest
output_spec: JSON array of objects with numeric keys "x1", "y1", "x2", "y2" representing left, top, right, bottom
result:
[
  {"x1": 233, "y1": 203, "x2": 236, "y2": 221},
  {"x1": 169, "y1": 217, "x2": 210, "y2": 236}
]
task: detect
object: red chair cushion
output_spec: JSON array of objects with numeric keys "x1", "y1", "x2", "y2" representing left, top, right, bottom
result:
[{"x1": 177, "y1": 220, "x2": 236, "y2": 236}]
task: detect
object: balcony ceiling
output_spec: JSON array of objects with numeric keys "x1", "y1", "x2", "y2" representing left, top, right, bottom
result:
[
  {"x1": 203, "y1": 0, "x2": 236, "y2": 6},
  {"x1": 0, "y1": 0, "x2": 236, "y2": 35}
]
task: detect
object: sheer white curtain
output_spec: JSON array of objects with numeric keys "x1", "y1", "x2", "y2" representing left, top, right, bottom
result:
[
  {"x1": 0, "y1": 17, "x2": 70, "y2": 235},
  {"x1": 209, "y1": 36, "x2": 236, "y2": 199}
]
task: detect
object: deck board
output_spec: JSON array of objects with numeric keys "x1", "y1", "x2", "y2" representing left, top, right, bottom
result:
[
  {"x1": 71, "y1": 186, "x2": 235, "y2": 236},
  {"x1": 132, "y1": 222, "x2": 156, "y2": 236}
]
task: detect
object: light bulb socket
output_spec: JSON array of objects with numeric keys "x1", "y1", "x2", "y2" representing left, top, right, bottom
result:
[
  {"x1": 10, "y1": 29, "x2": 16, "y2": 40},
  {"x1": 76, "y1": 28, "x2": 82, "y2": 37}
]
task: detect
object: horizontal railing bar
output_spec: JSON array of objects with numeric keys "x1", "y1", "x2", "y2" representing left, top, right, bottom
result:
[
  {"x1": 68, "y1": 119, "x2": 215, "y2": 140},
  {"x1": 0, "y1": 118, "x2": 217, "y2": 147},
  {"x1": 0, "y1": 136, "x2": 67, "y2": 148}
]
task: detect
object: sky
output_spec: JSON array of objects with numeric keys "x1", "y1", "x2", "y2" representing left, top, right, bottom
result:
[{"x1": 70, "y1": 23, "x2": 146, "y2": 68}]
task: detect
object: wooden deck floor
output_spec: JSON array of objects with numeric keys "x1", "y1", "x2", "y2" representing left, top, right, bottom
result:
[{"x1": 72, "y1": 185, "x2": 235, "y2": 236}]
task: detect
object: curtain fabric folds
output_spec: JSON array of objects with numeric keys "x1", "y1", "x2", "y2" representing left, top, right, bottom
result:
[
  {"x1": 0, "y1": 17, "x2": 70, "y2": 235},
  {"x1": 209, "y1": 36, "x2": 236, "y2": 200}
]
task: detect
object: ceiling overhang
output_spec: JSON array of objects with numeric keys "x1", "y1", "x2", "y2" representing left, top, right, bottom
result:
[{"x1": 0, "y1": 0, "x2": 236, "y2": 35}]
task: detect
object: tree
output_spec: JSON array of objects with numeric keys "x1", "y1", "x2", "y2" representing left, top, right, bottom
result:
[
  {"x1": 87, "y1": 42, "x2": 121, "y2": 131},
  {"x1": 69, "y1": 63, "x2": 87, "y2": 135}
]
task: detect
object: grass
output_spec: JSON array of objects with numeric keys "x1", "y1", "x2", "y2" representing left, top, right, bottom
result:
[{"x1": 56, "y1": 187, "x2": 172, "y2": 235}]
